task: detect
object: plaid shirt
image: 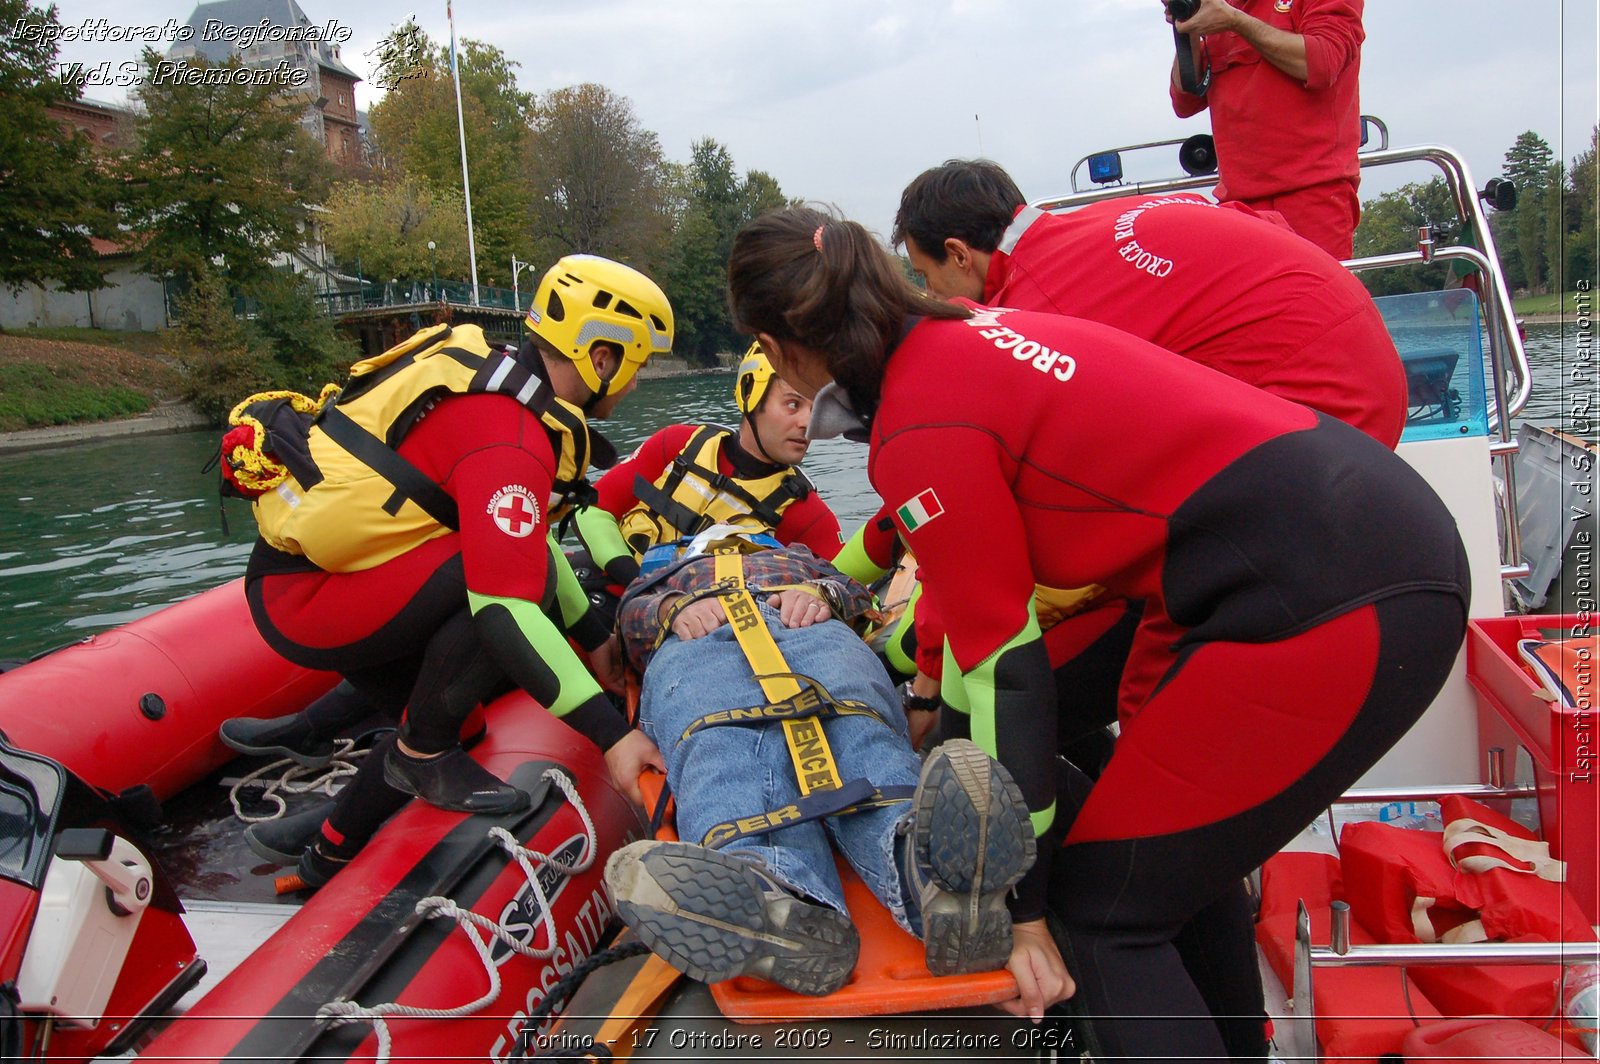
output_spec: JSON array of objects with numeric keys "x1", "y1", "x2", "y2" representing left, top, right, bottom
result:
[{"x1": 618, "y1": 545, "x2": 876, "y2": 672}]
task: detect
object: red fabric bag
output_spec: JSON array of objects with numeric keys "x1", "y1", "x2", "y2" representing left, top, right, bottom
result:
[
  {"x1": 1339, "y1": 797, "x2": 1595, "y2": 1020},
  {"x1": 1439, "y1": 794, "x2": 1596, "y2": 945}
]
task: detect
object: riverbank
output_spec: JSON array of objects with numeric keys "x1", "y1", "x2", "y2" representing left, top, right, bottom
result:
[
  {"x1": 0, "y1": 400, "x2": 212, "y2": 455},
  {"x1": 0, "y1": 350, "x2": 735, "y2": 455}
]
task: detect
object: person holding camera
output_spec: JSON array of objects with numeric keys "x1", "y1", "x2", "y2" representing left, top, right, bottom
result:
[{"x1": 1166, "y1": 0, "x2": 1366, "y2": 259}]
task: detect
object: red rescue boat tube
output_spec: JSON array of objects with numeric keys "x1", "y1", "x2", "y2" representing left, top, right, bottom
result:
[
  {"x1": 0, "y1": 579, "x2": 337, "y2": 800},
  {"x1": 137, "y1": 691, "x2": 644, "y2": 1064}
]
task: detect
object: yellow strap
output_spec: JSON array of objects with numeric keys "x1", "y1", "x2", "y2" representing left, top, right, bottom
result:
[{"x1": 712, "y1": 547, "x2": 844, "y2": 796}]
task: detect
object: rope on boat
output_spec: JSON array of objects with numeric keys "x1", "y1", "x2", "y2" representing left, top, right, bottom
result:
[
  {"x1": 226, "y1": 739, "x2": 367, "y2": 822},
  {"x1": 315, "y1": 768, "x2": 600, "y2": 1064},
  {"x1": 515, "y1": 940, "x2": 650, "y2": 1061}
]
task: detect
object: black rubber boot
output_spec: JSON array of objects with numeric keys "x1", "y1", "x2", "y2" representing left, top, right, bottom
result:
[
  {"x1": 219, "y1": 713, "x2": 336, "y2": 769},
  {"x1": 296, "y1": 829, "x2": 365, "y2": 890},
  {"x1": 244, "y1": 799, "x2": 339, "y2": 865},
  {"x1": 382, "y1": 745, "x2": 530, "y2": 814}
]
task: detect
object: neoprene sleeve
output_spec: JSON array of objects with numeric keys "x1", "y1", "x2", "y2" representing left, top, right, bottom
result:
[
  {"x1": 572, "y1": 504, "x2": 641, "y2": 585},
  {"x1": 830, "y1": 522, "x2": 889, "y2": 585},
  {"x1": 544, "y1": 535, "x2": 611, "y2": 651}
]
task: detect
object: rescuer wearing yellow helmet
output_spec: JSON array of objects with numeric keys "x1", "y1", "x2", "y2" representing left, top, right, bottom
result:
[
  {"x1": 222, "y1": 255, "x2": 674, "y2": 888},
  {"x1": 565, "y1": 341, "x2": 842, "y2": 617}
]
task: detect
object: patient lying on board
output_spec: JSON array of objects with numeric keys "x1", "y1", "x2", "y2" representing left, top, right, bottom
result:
[{"x1": 604, "y1": 526, "x2": 1034, "y2": 994}]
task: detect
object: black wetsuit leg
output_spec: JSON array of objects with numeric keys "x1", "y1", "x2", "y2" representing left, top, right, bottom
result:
[{"x1": 1051, "y1": 591, "x2": 1465, "y2": 1063}]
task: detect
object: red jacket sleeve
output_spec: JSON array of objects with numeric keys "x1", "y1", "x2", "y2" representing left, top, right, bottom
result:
[
  {"x1": 1298, "y1": 0, "x2": 1363, "y2": 91},
  {"x1": 775, "y1": 491, "x2": 844, "y2": 560},
  {"x1": 593, "y1": 424, "x2": 696, "y2": 518},
  {"x1": 1170, "y1": 79, "x2": 1209, "y2": 118},
  {"x1": 422, "y1": 397, "x2": 557, "y2": 604}
]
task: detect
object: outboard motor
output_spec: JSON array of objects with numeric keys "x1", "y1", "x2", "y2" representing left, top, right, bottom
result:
[{"x1": 17, "y1": 829, "x2": 153, "y2": 1026}]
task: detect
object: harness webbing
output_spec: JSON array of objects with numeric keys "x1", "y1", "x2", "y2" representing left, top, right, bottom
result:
[
  {"x1": 319, "y1": 405, "x2": 461, "y2": 529},
  {"x1": 712, "y1": 547, "x2": 844, "y2": 798},
  {"x1": 692, "y1": 547, "x2": 913, "y2": 850},
  {"x1": 679, "y1": 674, "x2": 882, "y2": 741}
]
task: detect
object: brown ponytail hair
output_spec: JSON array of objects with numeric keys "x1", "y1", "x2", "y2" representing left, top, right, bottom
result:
[{"x1": 728, "y1": 206, "x2": 969, "y2": 404}]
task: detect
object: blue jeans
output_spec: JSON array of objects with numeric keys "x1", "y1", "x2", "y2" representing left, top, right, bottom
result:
[{"x1": 638, "y1": 602, "x2": 922, "y2": 932}]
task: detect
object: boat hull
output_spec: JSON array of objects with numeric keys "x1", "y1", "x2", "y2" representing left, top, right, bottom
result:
[
  {"x1": 137, "y1": 693, "x2": 644, "y2": 1063},
  {"x1": 0, "y1": 579, "x2": 337, "y2": 801}
]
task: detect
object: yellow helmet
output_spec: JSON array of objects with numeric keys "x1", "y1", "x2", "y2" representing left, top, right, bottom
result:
[
  {"x1": 524, "y1": 255, "x2": 674, "y2": 399},
  {"x1": 734, "y1": 342, "x2": 777, "y2": 416}
]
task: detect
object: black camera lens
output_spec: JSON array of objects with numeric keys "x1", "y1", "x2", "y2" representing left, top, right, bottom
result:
[{"x1": 1167, "y1": 0, "x2": 1201, "y2": 21}]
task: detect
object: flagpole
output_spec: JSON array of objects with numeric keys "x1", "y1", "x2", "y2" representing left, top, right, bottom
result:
[{"x1": 448, "y1": 0, "x2": 480, "y2": 305}]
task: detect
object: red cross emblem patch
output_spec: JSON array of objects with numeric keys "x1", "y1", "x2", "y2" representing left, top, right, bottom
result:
[{"x1": 487, "y1": 486, "x2": 540, "y2": 539}]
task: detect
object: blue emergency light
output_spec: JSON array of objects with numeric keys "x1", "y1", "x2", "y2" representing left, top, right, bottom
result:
[{"x1": 1087, "y1": 152, "x2": 1123, "y2": 185}]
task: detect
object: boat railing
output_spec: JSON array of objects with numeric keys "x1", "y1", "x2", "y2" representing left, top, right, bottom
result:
[
  {"x1": 1291, "y1": 901, "x2": 1598, "y2": 1059},
  {"x1": 1034, "y1": 141, "x2": 1534, "y2": 586},
  {"x1": 1317, "y1": 747, "x2": 1535, "y2": 844}
]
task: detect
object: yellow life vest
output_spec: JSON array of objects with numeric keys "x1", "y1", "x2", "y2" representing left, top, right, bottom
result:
[
  {"x1": 1033, "y1": 583, "x2": 1107, "y2": 629},
  {"x1": 616, "y1": 425, "x2": 811, "y2": 557},
  {"x1": 245, "y1": 324, "x2": 597, "y2": 573}
]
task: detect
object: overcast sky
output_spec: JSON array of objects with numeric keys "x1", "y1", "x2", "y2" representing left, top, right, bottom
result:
[{"x1": 49, "y1": 0, "x2": 1600, "y2": 237}]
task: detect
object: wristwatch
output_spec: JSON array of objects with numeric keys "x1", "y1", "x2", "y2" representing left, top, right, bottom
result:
[{"x1": 901, "y1": 681, "x2": 941, "y2": 713}]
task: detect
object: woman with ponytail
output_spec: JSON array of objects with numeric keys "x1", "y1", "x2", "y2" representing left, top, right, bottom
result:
[{"x1": 728, "y1": 206, "x2": 1469, "y2": 1061}]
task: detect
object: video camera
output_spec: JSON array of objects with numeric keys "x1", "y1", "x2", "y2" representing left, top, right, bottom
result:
[{"x1": 1166, "y1": 0, "x2": 1209, "y2": 95}]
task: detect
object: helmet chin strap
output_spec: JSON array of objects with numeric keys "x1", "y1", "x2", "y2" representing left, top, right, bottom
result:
[
  {"x1": 744, "y1": 410, "x2": 783, "y2": 466},
  {"x1": 581, "y1": 348, "x2": 616, "y2": 412}
]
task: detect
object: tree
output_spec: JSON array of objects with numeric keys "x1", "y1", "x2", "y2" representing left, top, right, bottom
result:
[
  {"x1": 366, "y1": 36, "x2": 531, "y2": 286},
  {"x1": 0, "y1": 0, "x2": 115, "y2": 293},
  {"x1": 1503, "y1": 131, "x2": 1555, "y2": 194},
  {"x1": 1499, "y1": 131, "x2": 1557, "y2": 293},
  {"x1": 1352, "y1": 178, "x2": 1456, "y2": 296},
  {"x1": 662, "y1": 139, "x2": 793, "y2": 362},
  {"x1": 322, "y1": 175, "x2": 471, "y2": 284},
  {"x1": 523, "y1": 83, "x2": 671, "y2": 270},
  {"x1": 121, "y1": 48, "x2": 332, "y2": 290},
  {"x1": 171, "y1": 265, "x2": 355, "y2": 423},
  {"x1": 1567, "y1": 127, "x2": 1598, "y2": 287},
  {"x1": 1542, "y1": 160, "x2": 1570, "y2": 297}
]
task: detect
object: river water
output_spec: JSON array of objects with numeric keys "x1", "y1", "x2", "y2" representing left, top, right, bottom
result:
[{"x1": 0, "y1": 323, "x2": 1584, "y2": 659}]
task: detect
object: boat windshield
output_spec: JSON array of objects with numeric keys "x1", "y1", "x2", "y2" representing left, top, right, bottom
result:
[{"x1": 0, "y1": 738, "x2": 65, "y2": 890}]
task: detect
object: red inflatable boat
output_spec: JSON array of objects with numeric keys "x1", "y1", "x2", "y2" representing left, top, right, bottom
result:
[{"x1": 0, "y1": 581, "x2": 643, "y2": 1063}]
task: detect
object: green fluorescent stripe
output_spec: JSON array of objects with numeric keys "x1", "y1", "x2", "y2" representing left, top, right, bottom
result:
[
  {"x1": 940, "y1": 639, "x2": 970, "y2": 713},
  {"x1": 467, "y1": 589, "x2": 600, "y2": 715},
  {"x1": 831, "y1": 525, "x2": 886, "y2": 583},
  {"x1": 1030, "y1": 800, "x2": 1056, "y2": 838}
]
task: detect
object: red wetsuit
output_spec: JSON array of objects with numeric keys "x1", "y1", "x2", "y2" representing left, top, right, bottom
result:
[
  {"x1": 986, "y1": 195, "x2": 1405, "y2": 446},
  {"x1": 1170, "y1": 0, "x2": 1364, "y2": 258},
  {"x1": 877, "y1": 192, "x2": 1405, "y2": 713},
  {"x1": 869, "y1": 306, "x2": 1467, "y2": 1059},
  {"x1": 248, "y1": 391, "x2": 626, "y2": 753},
  {"x1": 595, "y1": 423, "x2": 842, "y2": 558}
]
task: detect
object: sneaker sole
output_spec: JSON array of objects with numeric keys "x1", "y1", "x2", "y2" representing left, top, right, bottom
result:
[
  {"x1": 219, "y1": 725, "x2": 336, "y2": 771},
  {"x1": 607, "y1": 841, "x2": 858, "y2": 996},
  {"x1": 914, "y1": 739, "x2": 1036, "y2": 975}
]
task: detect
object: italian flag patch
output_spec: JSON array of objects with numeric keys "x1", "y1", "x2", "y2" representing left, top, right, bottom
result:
[{"x1": 896, "y1": 488, "x2": 944, "y2": 533}]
